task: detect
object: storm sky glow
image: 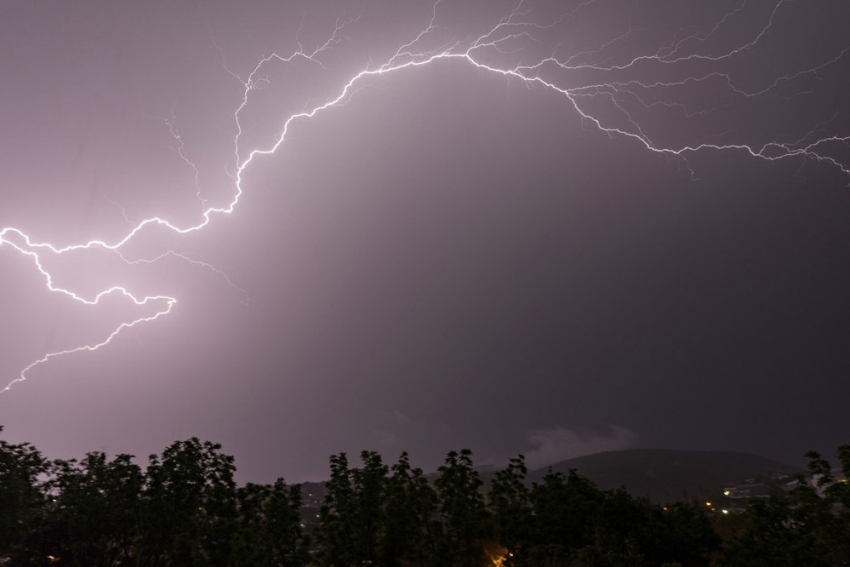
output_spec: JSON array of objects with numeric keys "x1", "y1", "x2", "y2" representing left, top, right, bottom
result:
[{"x1": 2, "y1": 0, "x2": 849, "y2": 481}]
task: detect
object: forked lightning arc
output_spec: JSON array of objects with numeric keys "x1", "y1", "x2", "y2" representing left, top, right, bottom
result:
[{"x1": 1, "y1": 0, "x2": 848, "y2": 394}]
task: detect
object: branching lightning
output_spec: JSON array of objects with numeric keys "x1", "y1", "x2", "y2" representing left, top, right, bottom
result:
[{"x1": 2, "y1": 0, "x2": 848, "y2": 394}]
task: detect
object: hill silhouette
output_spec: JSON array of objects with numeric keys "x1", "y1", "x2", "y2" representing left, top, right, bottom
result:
[
  {"x1": 527, "y1": 448, "x2": 801, "y2": 503},
  {"x1": 299, "y1": 448, "x2": 801, "y2": 505}
]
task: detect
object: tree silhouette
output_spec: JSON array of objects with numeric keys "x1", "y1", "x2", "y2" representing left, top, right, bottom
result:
[
  {"x1": 434, "y1": 449, "x2": 489, "y2": 567},
  {"x1": 1, "y1": 425, "x2": 848, "y2": 567}
]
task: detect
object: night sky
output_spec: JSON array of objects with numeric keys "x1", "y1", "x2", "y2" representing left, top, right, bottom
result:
[{"x1": 2, "y1": 0, "x2": 850, "y2": 483}]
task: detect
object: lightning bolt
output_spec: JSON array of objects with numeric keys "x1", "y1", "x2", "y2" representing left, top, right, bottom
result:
[{"x1": 1, "y1": 0, "x2": 848, "y2": 394}]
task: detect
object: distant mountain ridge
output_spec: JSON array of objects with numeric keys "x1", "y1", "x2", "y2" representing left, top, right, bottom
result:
[
  {"x1": 527, "y1": 448, "x2": 802, "y2": 503},
  {"x1": 299, "y1": 448, "x2": 802, "y2": 506}
]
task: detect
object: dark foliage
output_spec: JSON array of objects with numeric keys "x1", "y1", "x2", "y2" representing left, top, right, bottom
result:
[
  {"x1": 0, "y1": 432, "x2": 308, "y2": 567},
  {"x1": 1, "y1": 426, "x2": 847, "y2": 567}
]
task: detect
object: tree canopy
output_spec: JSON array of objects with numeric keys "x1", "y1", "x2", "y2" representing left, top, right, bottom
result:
[{"x1": 1, "y1": 426, "x2": 847, "y2": 567}]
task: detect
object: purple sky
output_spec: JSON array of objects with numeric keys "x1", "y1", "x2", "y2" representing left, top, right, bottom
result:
[{"x1": 2, "y1": 0, "x2": 850, "y2": 483}]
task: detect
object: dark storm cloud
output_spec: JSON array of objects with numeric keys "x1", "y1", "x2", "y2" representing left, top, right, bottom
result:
[{"x1": 1, "y1": 0, "x2": 849, "y2": 482}]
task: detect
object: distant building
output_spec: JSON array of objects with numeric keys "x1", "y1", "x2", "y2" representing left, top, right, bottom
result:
[{"x1": 722, "y1": 482, "x2": 773, "y2": 500}]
